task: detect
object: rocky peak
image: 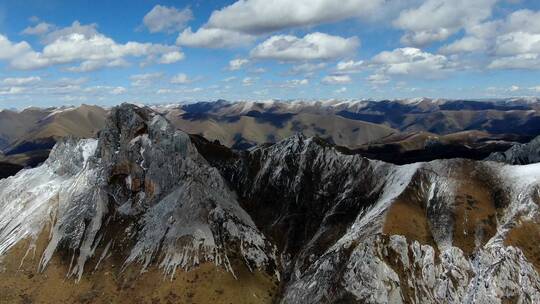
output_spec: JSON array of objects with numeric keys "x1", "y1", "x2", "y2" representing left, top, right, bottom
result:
[
  {"x1": 0, "y1": 103, "x2": 276, "y2": 282},
  {"x1": 486, "y1": 135, "x2": 540, "y2": 164}
]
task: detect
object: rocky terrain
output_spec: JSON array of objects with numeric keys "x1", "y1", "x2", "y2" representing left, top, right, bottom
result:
[
  {"x1": 487, "y1": 135, "x2": 540, "y2": 165},
  {"x1": 1, "y1": 104, "x2": 539, "y2": 303}
]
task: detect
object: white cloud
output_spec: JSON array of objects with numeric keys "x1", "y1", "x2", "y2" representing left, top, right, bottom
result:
[
  {"x1": 143, "y1": 5, "x2": 193, "y2": 33},
  {"x1": 282, "y1": 79, "x2": 309, "y2": 88},
  {"x1": 41, "y1": 21, "x2": 99, "y2": 44},
  {"x1": 0, "y1": 87, "x2": 25, "y2": 95},
  {"x1": 111, "y1": 86, "x2": 127, "y2": 95},
  {"x1": 22, "y1": 22, "x2": 54, "y2": 35},
  {"x1": 170, "y1": 73, "x2": 194, "y2": 84},
  {"x1": 2, "y1": 76, "x2": 41, "y2": 86},
  {"x1": 509, "y1": 85, "x2": 520, "y2": 92},
  {"x1": 372, "y1": 47, "x2": 454, "y2": 78},
  {"x1": 158, "y1": 51, "x2": 184, "y2": 64},
  {"x1": 81, "y1": 86, "x2": 127, "y2": 96},
  {"x1": 494, "y1": 31, "x2": 540, "y2": 57},
  {"x1": 0, "y1": 35, "x2": 33, "y2": 60},
  {"x1": 439, "y1": 36, "x2": 487, "y2": 54},
  {"x1": 228, "y1": 58, "x2": 249, "y2": 71},
  {"x1": 367, "y1": 73, "x2": 390, "y2": 85},
  {"x1": 250, "y1": 67, "x2": 266, "y2": 74},
  {"x1": 130, "y1": 72, "x2": 163, "y2": 86},
  {"x1": 322, "y1": 74, "x2": 352, "y2": 84},
  {"x1": 0, "y1": 21, "x2": 184, "y2": 71},
  {"x1": 289, "y1": 62, "x2": 327, "y2": 75},
  {"x1": 222, "y1": 76, "x2": 237, "y2": 82},
  {"x1": 251, "y1": 32, "x2": 359, "y2": 61},
  {"x1": 334, "y1": 87, "x2": 347, "y2": 93},
  {"x1": 336, "y1": 60, "x2": 364, "y2": 73},
  {"x1": 206, "y1": 0, "x2": 389, "y2": 35},
  {"x1": 177, "y1": 27, "x2": 255, "y2": 48},
  {"x1": 529, "y1": 86, "x2": 540, "y2": 93},
  {"x1": 242, "y1": 77, "x2": 256, "y2": 86},
  {"x1": 394, "y1": 0, "x2": 497, "y2": 46},
  {"x1": 156, "y1": 87, "x2": 202, "y2": 94},
  {"x1": 66, "y1": 58, "x2": 128, "y2": 72},
  {"x1": 488, "y1": 54, "x2": 540, "y2": 70},
  {"x1": 438, "y1": 9, "x2": 540, "y2": 70}
]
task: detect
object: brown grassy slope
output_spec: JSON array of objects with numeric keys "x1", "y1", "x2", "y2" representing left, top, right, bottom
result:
[
  {"x1": 10, "y1": 105, "x2": 107, "y2": 147},
  {"x1": 0, "y1": 224, "x2": 278, "y2": 304},
  {"x1": 167, "y1": 112, "x2": 397, "y2": 148},
  {"x1": 383, "y1": 161, "x2": 499, "y2": 256}
]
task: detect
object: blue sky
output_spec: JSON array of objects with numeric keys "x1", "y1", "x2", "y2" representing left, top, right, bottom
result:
[{"x1": 0, "y1": 0, "x2": 539, "y2": 107}]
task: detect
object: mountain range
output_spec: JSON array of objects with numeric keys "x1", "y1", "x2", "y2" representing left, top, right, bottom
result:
[
  {"x1": 1, "y1": 98, "x2": 539, "y2": 178},
  {"x1": 0, "y1": 103, "x2": 539, "y2": 303}
]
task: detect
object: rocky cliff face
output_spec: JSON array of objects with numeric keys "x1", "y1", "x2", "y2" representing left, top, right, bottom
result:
[
  {"x1": 487, "y1": 135, "x2": 540, "y2": 165},
  {"x1": 1, "y1": 104, "x2": 540, "y2": 303}
]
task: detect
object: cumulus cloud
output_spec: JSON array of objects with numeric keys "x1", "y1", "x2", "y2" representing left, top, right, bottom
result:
[
  {"x1": 222, "y1": 76, "x2": 237, "y2": 82},
  {"x1": 250, "y1": 32, "x2": 359, "y2": 61},
  {"x1": 206, "y1": 0, "x2": 390, "y2": 35},
  {"x1": 242, "y1": 77, "x2": 256, "y2": 86},
  {"x1": 2, "y1": 76, "x2": 41, "y2": 86},
  {"x1": 0, "y1": 21, "x2": 184, "y2": 71},
  {"x1": 170, "y1": 73, "x2": 196, "y2": 84},
  {"x1": 371, "y1": 47, "x2": 454, "y2": 78},
  {"x1": 111, "y1": 86, "x2": 127, "y2": 95},
  {"x1": 177, "y1": 0, "x2": 405, "y2": 49},
  {"x1": 367, "y1": 73, "x2": 390, "y2": 85},
  {"x1": 158, "y1": 51, "x2": 184, "y2": 64},
  {"x1": 66, "y1": 58, "x2": 128, "y2": 72},
  {"x1": 334, "y1": 87, "x2": 347, "y2": 93},
  {"x1": 157, "y1": 87, "x2": 203, "y2": 94},
  {"x1": 0, "y1": 35, "x2": 33, "y2": 60},
  {"x1": 322, "y1": 74, "x2": 352, "y2": 84},
  {"x1": 488, "y1": 54, "x2": 540, "y2": 70},
  {"x1": 336, "y1": 60, "x2": 364, "y2": 73},
  {"x1": 130, "y1": 72, "x2": 163, "y2": 86},
  {"x1": 143, "y1": 5, "x2": 193, "y2": 33},
  {"x1": 22, "y1": 22, "x2": 54, "y2": 35},
  {"x1": 228, "y1": 58, "x2": 249, "y2": 70},
  {"x1": 290, "y1": 62, "x2": 327, "y2": 75},
  {"x1": 41, "y1": 21, "x2": 99, "y2": 44},
  {"x1": 438, "y1": 9, "x2": 540, "y2": 69},
  {"x1": 0, "y1": 87, "x2": 25, "y2": 95},
  {"x1": 282, "y1": 79, "x2": 309, "y2": 88},
  {"x1": 439, "y1": 36, "x2": 487, "y2": 54},
  {"x1": 394, "y1": 0, "x2": 497, "y2": 46},
  {"x1": 177, "y1": 27, "x2": 255, "y2": 48}
]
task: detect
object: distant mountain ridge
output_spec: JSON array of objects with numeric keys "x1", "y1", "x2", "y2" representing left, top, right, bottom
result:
[{"x1": 0, "y1": 98, "x2": 539, "y2": 177}]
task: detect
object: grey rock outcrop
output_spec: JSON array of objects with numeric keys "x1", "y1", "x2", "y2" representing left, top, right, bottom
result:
[{"x1": 486, "y1": 135, "x2": 540, "y2": 164}]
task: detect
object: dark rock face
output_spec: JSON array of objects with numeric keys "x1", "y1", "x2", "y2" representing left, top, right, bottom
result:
[
  {"x1": 0, "y1": 161, "x2": 23, "y2": 179},
  {"x1": 209, "y1": 136, "x2": 381, "y2": 267},
  {"x1": 486, "y1": 135, "x2": 540, "y2": 164}
]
